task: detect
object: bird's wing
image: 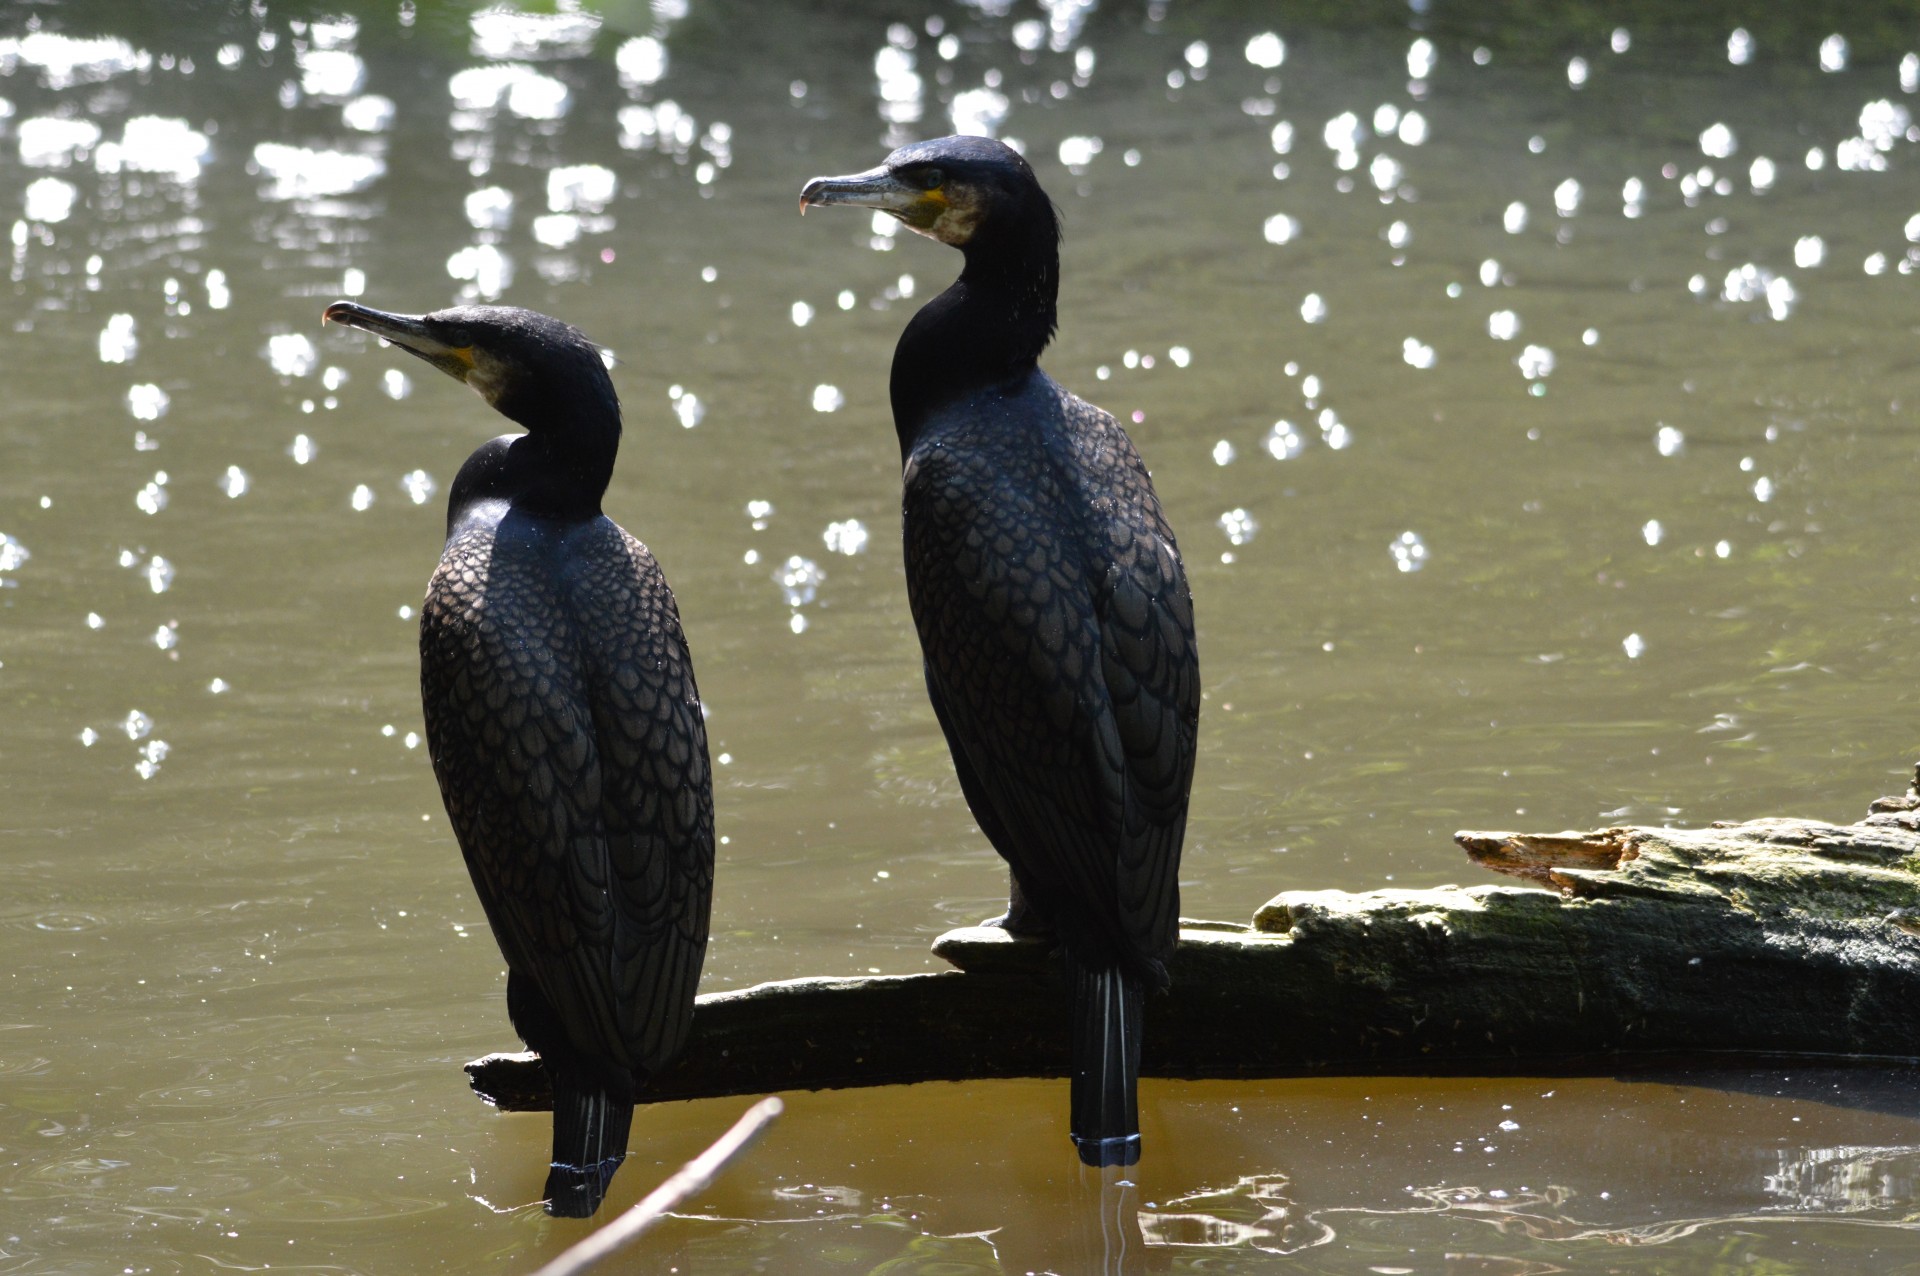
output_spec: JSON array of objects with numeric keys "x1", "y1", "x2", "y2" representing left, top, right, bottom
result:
[
  {"x1": 563, "y1": 522, "x2": 715, "y2": 1076},
  {"x1": 904, "y1": 396, "x2": 1195, "y2": 973},
  {"x1": 420, "y1": 521, "x2": 709, "y2": 1081},
  {"x1": 1066, "y1": 398, "x2": 1201, "y2": 966}
]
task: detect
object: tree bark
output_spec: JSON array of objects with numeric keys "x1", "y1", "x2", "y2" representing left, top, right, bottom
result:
[{"x1": 468, "y1": 767, "x2": 1920, "y2": 1112}]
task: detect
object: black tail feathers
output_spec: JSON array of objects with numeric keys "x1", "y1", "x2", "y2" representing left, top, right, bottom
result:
[
  {"x1": 1069, "y1": 961, "x2": 1145, "y2": 1168},
  {"x1": 543, "y1": 1081, "x2": 635, "y2": 1218}
]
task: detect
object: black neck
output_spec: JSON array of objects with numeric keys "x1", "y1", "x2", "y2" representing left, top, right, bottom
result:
[
  {"x1": 445, "y1": 415, "x2": 618, "y2": 534},
  {"x1": 889, "y1": 226, "x2": 1059, "y2": 455}
]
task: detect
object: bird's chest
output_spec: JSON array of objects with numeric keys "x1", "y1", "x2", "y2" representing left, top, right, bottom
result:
[{"x1": 424, "y1": 526, "x2": 582, "y2": 671}]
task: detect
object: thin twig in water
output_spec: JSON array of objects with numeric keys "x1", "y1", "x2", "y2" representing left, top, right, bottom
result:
[{"x1": 528, "y1": 1096, "x2": 785, "y2": 1276}]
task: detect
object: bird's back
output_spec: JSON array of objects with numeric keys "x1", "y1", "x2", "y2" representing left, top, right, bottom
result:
[
  {"x1": 419, "y1": 506, "x2": 714, "y2": 1084},
  {"x1": 902, "y1": 371, "x2": 1199, "y2": 978}
]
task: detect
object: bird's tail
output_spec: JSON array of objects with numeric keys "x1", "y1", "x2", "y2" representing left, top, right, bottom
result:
[
  {"x1": 1069, "y1": 960, "x2": 1145, "y2": 1167},
  {"x1": 543, "y1": 1079, "x2": 635, "y2": 1218}
]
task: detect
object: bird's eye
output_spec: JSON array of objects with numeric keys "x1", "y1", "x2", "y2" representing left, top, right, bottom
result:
[{"x1": 914, "y1": 167, "x2": 944, "y2": 191}]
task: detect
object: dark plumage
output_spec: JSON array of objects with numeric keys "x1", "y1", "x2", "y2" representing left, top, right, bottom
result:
[
  {"x1": 322, "y1": 301, "x2": 714, "y2": 1216},
  {"x1": 801, "y1": 136, "x2": 1200, "y2": 1167}
]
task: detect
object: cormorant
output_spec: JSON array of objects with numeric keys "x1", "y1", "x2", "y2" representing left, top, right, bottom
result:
[
  {"x1": 322, "y1": 301, "x2": 714, "y2": 1217},
  {"x1": 799, "y1": 136, "x2": 1200, "y2": 1167}
]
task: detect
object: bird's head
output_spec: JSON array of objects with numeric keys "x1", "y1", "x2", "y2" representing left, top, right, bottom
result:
[
  {"x1": 800, "y1": 134, "x2": 1059, "y2": 253},
  {"x1": 321, "y1": 302, "x2": 619, "y2": 434}
]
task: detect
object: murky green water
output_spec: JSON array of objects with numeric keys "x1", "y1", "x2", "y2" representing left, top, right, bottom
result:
[{"x1": 4, "y1": 1, "x2": 1920, "y2": 1271}]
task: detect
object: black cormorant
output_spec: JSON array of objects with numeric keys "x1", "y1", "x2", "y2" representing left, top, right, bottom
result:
[
  {"x1": 322, "y1": 301, "x2": 715, "y2": 1216},
  {"x1": 799, "y1": 136, "x2": 1200, "y2": 1167}
]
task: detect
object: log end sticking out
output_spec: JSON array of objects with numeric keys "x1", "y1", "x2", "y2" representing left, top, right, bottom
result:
[{"x1": 1454, "y1": 829, "x2": 1637, "y2": 887}]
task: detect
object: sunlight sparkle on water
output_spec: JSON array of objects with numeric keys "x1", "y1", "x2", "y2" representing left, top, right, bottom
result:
[
  {"x1": 298, "y1": 48, "x2": 365, "y2": 99},
  {"x1": 822, "y1": 520, "x2": 869, "y2": 555},
  {"x1": 267, "y1": 334, "x2": 318, "y2": 378},
  {"x1": 1217, "y1": 508, "x2": 1258, "y2": 546},
  {"x1": 1246, "y1": 33, "x2": 1285, "y2": 69},
  {"x1": 665, "y1": 390, "x2": 703, "y2": 428},
  {"x1": 1503, "y1": 202, "x2": 1528, "y2": 234},
  {"x1": 465, "y1": 187, "x2": 512, "y2": 230},
  {"x1": 1488, "y1": 310, "x2": 1519, "y2": 340},
  {"x1": 1265, "y1": 421, "x2": 1304, "y2": 460},
  {"x1": 616, "y1": 36, "x2": 667, "y2": 88},
  {"x1": 142, "y1": 556, "x2": 174, "y2": 593},
  {"x1": 1643, "y1": 520, "x2": 1664, "y2": 546},
  {"x1": 1700, "y1": 124, "x2": 1737, "y2": 159},
  {"x1": 1516, "y1": 345, "x2": 1555, "y2": 379},
  {"x1": 401, "y1": 471, "x2": 436, "y2": 505},
  {"x1": 1300, "y1": 293, "x2": 1327, "y2": 323},
  {"x1": 135, "y1": 475, "x2": 167, "y2": 516},
  {"x1": 447, "y1": 245, "x2": 511, "y2": 300},
  {"x1": 1819, "y1": 34, "x2": 1849, "y2": 73},
  {"x1": 1058, "y1": 136, "x2": 1103, "y2": 171},
  {"x1": 134, "y1": 739, "x2": 169, "y2": 779},
  {"x1": 1263, "y1": 214, "x2": 1299, "y2": 245},
  {"x1": 0, "y1": 32, "x2": 149, "y2": 89},
  {"x1": 0, "y1": 534, "x2": 28, "y2": 573},
  {"x1": 99, "y1": 314, "x2": 137, "y2": 363},
  {"x1": 548, "y1": 165, "x2": 616, "y2": 214},
  {"x1": 1402, "y1": 337, "x2": 1436, "y2": 369},
  {"x1": 775, "y1": 555, "x2": 824, "y2": 607},
  {"x1": 1622, "y1": 633, "x2": 1645, "y2": 659},
  {"x1": 24, "y1": 176, "x2": 76, "y2": 222},
  {"x1": 812, "y1": 385, "x2": 845, "y2": 413},
  {"x1": 470, "y1": 6, "x2": 599, "y2": 61},
  {"x1": 950, "y1": 87, "x2": 1009, "y2": 138},
  {"x1": 1407, "y1": 38, "x2": 1436, "y2": 79},
  {"x1": 1212, "y1": 440, "x2": 1235, "y2": 466},
  {"x1": 127, "y1": 385, "x2": 169, "y2": 421},
  {"x1": 19, "y1": 116, "x2": 101, "y2": 167},
  {"x1": 450, "y1": 65, "x2": 570, "y2": 120},
  {"x1": 1390, "y1": 531, "x2": 1428, "y2": 572},
  {"x1": 219, "y1": 466, "x2": 249, "y2": 499},
  {"x1": 342, "y1": 95, "x2": 395, "y2": 132},
  {"x1": 251, "y1": 143, "x2": 384, "y2": 200}
]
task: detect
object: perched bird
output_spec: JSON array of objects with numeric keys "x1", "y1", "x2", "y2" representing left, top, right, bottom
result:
[
  {"x1": 322, "y1": 302, "x2": 714, "y2": 1217},
  {"x1": 800, "y1": 136, "x2": 1200, "y2": 1167}
]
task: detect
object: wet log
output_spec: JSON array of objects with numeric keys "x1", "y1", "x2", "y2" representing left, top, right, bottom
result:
[{"x1": 467, "y1": 767, "x2": 1920, "y2": 1112}]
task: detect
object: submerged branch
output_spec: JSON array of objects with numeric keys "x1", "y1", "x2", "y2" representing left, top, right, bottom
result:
[{"x1": 470, "y1": 767, "x2": 1920, "y2": 1112}]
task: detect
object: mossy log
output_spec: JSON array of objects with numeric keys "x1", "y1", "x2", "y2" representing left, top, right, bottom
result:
[{"x1": 467, "y1": 768, "x2": 1920, "y2": 1112}]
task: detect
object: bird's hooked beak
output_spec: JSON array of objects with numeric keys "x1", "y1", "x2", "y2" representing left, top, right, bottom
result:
[
  {"x1": 799, "y1": 164, "x2": 945, "y2": 231},
  {"x1": 322, "y1": 301, "x2": 476, "y2": 385}
]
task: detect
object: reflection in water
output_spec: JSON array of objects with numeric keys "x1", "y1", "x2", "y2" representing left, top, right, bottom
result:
[{"x1": 1140, "y1": 1173, "x2": 1332, "y2": 1256}]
